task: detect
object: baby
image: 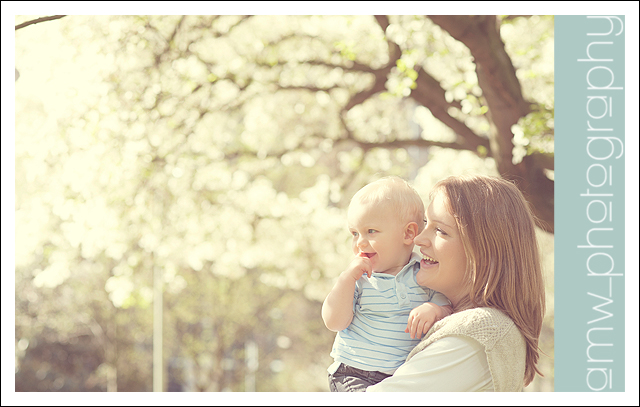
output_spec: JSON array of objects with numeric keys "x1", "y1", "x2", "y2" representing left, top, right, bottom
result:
[{"x1": 322, "y1": 176, "x2": 453, "y2": 392}]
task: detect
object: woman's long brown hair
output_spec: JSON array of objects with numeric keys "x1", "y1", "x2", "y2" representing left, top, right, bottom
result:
[{"x1": 433, "y1": 175, "x2": 546, "y2": 386}]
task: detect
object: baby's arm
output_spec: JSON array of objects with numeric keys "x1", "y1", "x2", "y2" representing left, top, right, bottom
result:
[
  {"x1": 321, "y1": 256, "x2": 372, "y2": 332},
  {"x1": 405, "y1": 303, "x2": 454, "y2": 339}
]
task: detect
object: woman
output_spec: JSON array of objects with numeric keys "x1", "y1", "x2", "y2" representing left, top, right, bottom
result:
[{"x1": 367, "y1": 175, "x2": 546, "y2": 392}]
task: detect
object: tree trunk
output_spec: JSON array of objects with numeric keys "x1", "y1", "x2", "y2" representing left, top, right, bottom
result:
[{"x1": 428, "y1": 15, "x2": 554, "y2": 232}]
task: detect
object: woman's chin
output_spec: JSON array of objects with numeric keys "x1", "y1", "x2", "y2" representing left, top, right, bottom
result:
[{"x1": 416, "y1": 266, "x2": 435, "y2": 286}]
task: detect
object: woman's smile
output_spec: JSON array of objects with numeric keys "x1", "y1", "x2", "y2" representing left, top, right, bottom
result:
[
  {"x1": 414, "y1": 191, "x2": 468, "y2": 307},
  {"x1": 420, "y1": 253, "x2": 438, "y2": 266}
]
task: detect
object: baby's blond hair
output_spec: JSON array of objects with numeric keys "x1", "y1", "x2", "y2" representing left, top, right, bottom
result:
[{"x1": 350, "y1": 176, "x2": 425, "y2": 230}]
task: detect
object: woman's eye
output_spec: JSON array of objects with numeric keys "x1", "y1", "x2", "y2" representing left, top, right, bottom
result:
[{"x1": 436, "y1": 228, "x2": 447, "y2": 236}]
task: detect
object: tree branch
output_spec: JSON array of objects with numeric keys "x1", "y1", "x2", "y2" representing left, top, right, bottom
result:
[
  {"x1": 374, "y1": 15, "x2": 402, "y2": 63},
  {"x1": 15, "y1": 15, "x2": 66, "y2": 31},
  {"x1": 501, "y1": 15, "x2": 533, "y2": 21},
  {"x1": 428, "y1": 15, "x2": 553, "y2": 232},
  {"x1": 343, "y1": 78, "x2": 388, "y2": 111},
  {"x1": 226, "y1": 15, "x2": 252, "y2": 34},
  {"x1": 428, "y1": 15, "x2": 529, "y2": 173},
  {"x1": 254, "y1": 59, "x2": 372, "y2": 74},
  {"x1": 335, "y1": 16, "x2": 404, "y2": 112},
  {"x1": 355, "y1": 138, "x2": 486, "y2": 153},
  {"x1": 275, "y1": 84, "x2": 341, "y2": 93},
  {"x1": 168, "y1": 15, "x2": 187, "y2": 45},
  {"x1": 302, "y1": 59, "x2": 376, "y2": 74},
  {"x1": 411, "y1": 70, "x2": 490, "y2": 153},
  {"x1": 529, "y1": 152, "x2": 554, "y2": 171}
]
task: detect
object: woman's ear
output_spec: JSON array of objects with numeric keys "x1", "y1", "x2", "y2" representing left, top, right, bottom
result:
[{"x1": 404, "y1": 222, "x2": 419, "y2": 244}]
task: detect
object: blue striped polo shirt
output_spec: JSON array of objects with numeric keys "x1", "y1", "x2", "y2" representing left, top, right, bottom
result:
[{"x1": 328, "y1": 252, "x2": 450, "y2": 375}]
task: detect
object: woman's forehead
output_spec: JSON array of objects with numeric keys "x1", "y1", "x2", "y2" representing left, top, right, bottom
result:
[{"x1": 427, "y1": 193, "x2": 455, "y2": 228}]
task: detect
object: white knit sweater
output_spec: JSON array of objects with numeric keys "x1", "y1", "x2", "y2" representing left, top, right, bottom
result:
[{"x1": 406, "y1": 307, "x2": 527, "y2": 392}]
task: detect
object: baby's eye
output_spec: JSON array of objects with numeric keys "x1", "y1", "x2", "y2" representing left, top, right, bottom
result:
[
  {"x1": 351, "y1": 231, "x2": 359, "y2": 237},
  {"x1": 368, "y1": 229, "x2": 377, "y2": 234}
]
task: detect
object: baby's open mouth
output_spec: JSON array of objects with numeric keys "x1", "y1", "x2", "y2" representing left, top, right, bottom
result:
[{"x1": 359, "y1": 252, "x2": 375, "y2": 258}]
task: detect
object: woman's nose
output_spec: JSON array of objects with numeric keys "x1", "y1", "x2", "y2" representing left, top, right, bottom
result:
[{"x1": 413, "y1": 229, "x2": 430, "y2": 247}]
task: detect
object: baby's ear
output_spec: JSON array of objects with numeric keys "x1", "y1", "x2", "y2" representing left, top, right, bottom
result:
[{"x1": 404, "y1": 222, "x2": 419, "y2": 244}]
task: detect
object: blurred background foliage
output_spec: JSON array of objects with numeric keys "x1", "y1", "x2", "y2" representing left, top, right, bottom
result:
[{"x1": 14, "y1": 15, "x2": 554, "y2": 392}]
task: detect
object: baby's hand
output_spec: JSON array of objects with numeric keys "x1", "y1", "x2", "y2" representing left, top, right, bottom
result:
[
  {"x1": 343, "y1": 255, "x2": 373, "y2": 282},
  {"x1": 405, "y1": 303, "x2": 450, "y2": 339}
]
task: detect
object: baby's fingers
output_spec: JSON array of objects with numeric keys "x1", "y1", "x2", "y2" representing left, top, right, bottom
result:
[
  {"x1": 358, "y1": 257, "x2": 373, "y2": 278},
  {"x1": 405, "y1": 315, "x2": 415, "y2": 338},
  {"x1": 420, "y1": 317, "x2": 437, "y2": 338},
  {"x1": 407, "y1": 316, "x2": 422, "y2": 339},
  {"x1": 415, "y1": 319, "x2": 428, "y2": 339}
]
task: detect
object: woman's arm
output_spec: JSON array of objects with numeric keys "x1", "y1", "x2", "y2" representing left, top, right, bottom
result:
[{"x1": 366, "y1": 336, "x2": 493, "y2": 392}]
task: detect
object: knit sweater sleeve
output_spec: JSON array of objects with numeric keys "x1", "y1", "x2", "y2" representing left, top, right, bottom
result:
[{"x1": 404, "y1": 307, "x2": 527, "y2": 392}]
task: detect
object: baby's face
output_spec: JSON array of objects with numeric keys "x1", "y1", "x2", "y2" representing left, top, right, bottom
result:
[{"x1": 347, "y1": 200, "x2": 412, "y2": 276}]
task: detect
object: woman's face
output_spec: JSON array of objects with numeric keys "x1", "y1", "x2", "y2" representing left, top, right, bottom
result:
[{"x1": 414, "y1": 190, "x2": 469, "y2": 307}]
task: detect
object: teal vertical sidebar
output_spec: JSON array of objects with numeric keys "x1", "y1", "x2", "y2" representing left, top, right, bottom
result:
[{"x1": 555, "y1": 16, "x2": 625, "y2": 391}]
